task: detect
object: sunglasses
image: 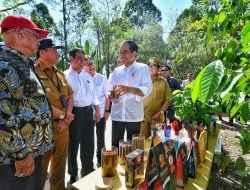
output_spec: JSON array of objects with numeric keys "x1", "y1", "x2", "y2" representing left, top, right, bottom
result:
[
  {"x1": 148, "y1": 64, "x2": 160, "y2": 69},
  {"x1": 161, "y1": 69, "x2": 169, "y2": 71}
]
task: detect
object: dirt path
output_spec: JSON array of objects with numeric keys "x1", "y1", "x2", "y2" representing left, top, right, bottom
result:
[{"x1": 208, "y1": 120, "x2": 250, "y2": 190}]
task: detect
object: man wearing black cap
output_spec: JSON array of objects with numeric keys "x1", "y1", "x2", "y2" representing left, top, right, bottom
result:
[
  {"x1": 35, "y1": 38, "x2": 74, "y2": 190},
  {"x1": 161, "y1": 65, "x2": 181, "y2": 123},
  {"x1": 0, "y1": 15, "x2": 53, "y2": 190}
]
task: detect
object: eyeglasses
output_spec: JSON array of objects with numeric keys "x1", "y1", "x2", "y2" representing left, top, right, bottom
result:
[
  {"x1": 161, "y1": 69, "x2": 169, "y2": 71},
  {"x1": 148, "y1": 64, "x2": 160, "y2": 69},
  {"x1": 85, "y1": 62, "x2": 93, "y2": 67},
  {"x1": 21, "y1": 28, "x2": 39, "y2": 39}
]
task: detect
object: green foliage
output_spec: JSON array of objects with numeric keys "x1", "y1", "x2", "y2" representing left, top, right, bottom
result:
[
  {"x1": 30, "y1": 3, "x2": 58, "y2": 35},
  {"x1": 235, "y1": 156, "x2": 248, "y2": 177},
  {"x1": 166, "y1": 6, "x2": 225, "y2": 81},
  {"x1": 122, "y1": 0, "x2": 162, "y2": 28},
  {"x1": 214, "y1": 153, "x2": 231, "y2": 172},
  {"x1": 173, "y1": 60, "x2": 224, "y2": 125},
  {"x1": 235, "y1": 128, "x2": 250, "y2": 154},
  {"x1": 0, "y1": 0, "x2": 33, "y2": 14},
  {"x1": 84, "y1": 40, "x2": 90, "y2": 55},
  {"x1": 173, "y1": 1, "x2": 250, "y2": 179},
  {"x1": 68, "y1": 0, "x2": 92, "y2": 28},
  {"x1": 201, "y1": 0, "x2": 250, "y2": 124},
  {"x1": 88, "y1": 0, "x2": 129, "y2": 76},
  {"x1": 192, "y1": 60, "x2": 224, "y2": 103},
  {"x1": 129, "y1": 19, "x2": 167, "y2": 63}
]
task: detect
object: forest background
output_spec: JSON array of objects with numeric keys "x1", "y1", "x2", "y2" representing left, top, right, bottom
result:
[{"x1": 1, "y1": 0, "x2": 203, "y2": 80}]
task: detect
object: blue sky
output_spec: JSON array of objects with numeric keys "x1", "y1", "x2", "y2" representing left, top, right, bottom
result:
[
  {"x1": 153, "y1": 0, "x2": 192, "y2": 38},
  {"x1": 154, "y1": 0, "x2": 192, "y2": 21}
]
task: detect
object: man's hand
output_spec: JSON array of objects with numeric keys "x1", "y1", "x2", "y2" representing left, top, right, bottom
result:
[
  {"x1": 114, "y1": 85, "x2": 129, "y2": 97},
  {"x1": 95, "y1": 110, "x2": 101, "y2": 123},
  {"x1": 152, "y1": 112, "x2": 162, "y2": 122},
  {"x1": 15, "y1": 155, "x2": 34, "y2": 177},
  {"x1": 104, "y1": 112, "x2": 109, "y2": 121},
  {"x1": 65, "y1": 112, "x2": 74, "y2": 124},
  {"x1": 57, "y1": 120, "x2": 68, "y2": 133}
]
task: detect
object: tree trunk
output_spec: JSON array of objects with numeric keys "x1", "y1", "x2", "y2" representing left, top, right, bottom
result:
[{"x1": 62, "y1": 0, "x2": 68, "y2": 70}]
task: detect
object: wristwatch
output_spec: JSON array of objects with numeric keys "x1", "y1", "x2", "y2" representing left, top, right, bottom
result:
[
  {"x1": 160, "y1": 109, "x2": 164, "y2": 114},
  {"x1": 59, "y1": 111, "x2": 65, "y2": 119}
]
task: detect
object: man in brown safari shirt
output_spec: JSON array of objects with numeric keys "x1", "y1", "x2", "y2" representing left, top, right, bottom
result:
[
  {"x1": 140, "y1": 57, "x2": 171, "y2": 138},
  {"x1": 35, "y1": 38, "x2": 74, "y2": 190}
]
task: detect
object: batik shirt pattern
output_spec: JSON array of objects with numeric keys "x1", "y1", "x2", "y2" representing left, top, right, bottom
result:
[{"x1": 0, "y1": 45, "x2": 54, "y2": 165}]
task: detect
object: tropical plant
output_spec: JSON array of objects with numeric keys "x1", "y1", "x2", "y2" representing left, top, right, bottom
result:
[
  {"x1": 214, "y1": 153, "x2": 231, "y2": 172},
  {"x1": 172, "y1": 0, "x2": 250, "y2": 178},
  {"x1": 235, "y1": 156, "x2": 248, "y2": 177},
  {"x1": 235, "y1": 127, "x2": 250, "y2": 155},
  {"x1": 173, "y1": 60, "x2": 224, "y2": 126}
]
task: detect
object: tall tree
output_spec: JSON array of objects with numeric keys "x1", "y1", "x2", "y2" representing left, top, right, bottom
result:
[
  {"x1": 129, "y1": 18, "x2": 167, "y2": 62},
  {"x1": 122, "y1": 0, "x2": 162, "y2": 28},
  {"x1": 165, "y1": 4, "x2": 224, "y2": 80},
  {"x1": 30, "y1": 3, "x2": 59, "y2": 36},
  {"x1": 88, "y1": 0, "x2": 129, "y2": 76},
  {"x1": 0, "y1": 0, "x2": 33, "y2": 13},
  {"x1": 60, "y1": 0, "x2": 91, "y2": 69}
]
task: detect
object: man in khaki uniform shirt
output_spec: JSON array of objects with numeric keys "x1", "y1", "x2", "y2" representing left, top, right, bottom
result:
[
  {"x1": 140, "y1": 57, "x2": 171, "y2": 138},
  {"x1": 35, "y1": 38, "x2": 74, "y2": 190}
]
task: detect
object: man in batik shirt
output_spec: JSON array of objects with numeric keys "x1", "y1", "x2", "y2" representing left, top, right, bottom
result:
[{"x1": 0, "y1": 15, "x2": 54, "y2": 190}]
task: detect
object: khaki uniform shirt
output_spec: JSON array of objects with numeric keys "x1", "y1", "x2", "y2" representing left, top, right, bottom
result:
[
  {"x1": 35, "y1": 62, "x2": 73, "y2": 117},
  {"x1": 143, "y1": 77, "x2": 171, "y2": 118}
]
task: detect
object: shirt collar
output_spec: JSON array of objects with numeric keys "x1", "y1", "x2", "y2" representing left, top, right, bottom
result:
[
  {"x1": 36, "y1": 61, "x2": 56, "y2": 72},
  {"x1": 2, "y1": 45, "x2": 31, "y2": 63},
  {"x1": 68, "y1": 65, "x2": 82, "y2": 74},
  {"x1": 124, "y1": 60, "x2": 136, "y2": 73}
]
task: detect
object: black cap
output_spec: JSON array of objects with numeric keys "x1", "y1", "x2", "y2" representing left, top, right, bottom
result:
[
  {"x1": 161, "y1": 65, "x2": 171, "y2": 71},
  {"x1": 38, "y1": 38, "x2": 63, "y2": 51}
]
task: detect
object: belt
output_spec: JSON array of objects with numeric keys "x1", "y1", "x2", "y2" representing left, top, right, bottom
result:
[{"x1": 73, "y1": 106, "x2": 92, "y2": 110}]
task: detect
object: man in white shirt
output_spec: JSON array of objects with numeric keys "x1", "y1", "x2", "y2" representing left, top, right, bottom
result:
[
  {"x1": 181, "y1": 73, "x2": 193, "y2": 89},
  {"x1": 108, "y1": 40, "x2": 152, "y2": 148},
  {"x1": 64, "y1": 48, "x2": 100, "y2": 184},
  {"x1": 86, "y1": 56, "x2": 110, "y2": 167}
]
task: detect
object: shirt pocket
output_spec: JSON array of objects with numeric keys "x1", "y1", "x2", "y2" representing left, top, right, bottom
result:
[{"x1": 59, "y1": 77, "x2": 70, "y2": 99}]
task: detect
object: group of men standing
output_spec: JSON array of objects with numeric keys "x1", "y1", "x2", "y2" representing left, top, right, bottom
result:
[
  {"x1": 0, "y1": 14, "x2": 182, "y2": 190},
  {"x1": 0, "y1": 15, "x2": 110, "y2": 190}
]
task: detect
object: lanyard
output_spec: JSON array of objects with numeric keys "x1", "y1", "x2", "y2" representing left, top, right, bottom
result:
[{"x1": 44, "y1": 68, "x2": 62, "y2": 93}]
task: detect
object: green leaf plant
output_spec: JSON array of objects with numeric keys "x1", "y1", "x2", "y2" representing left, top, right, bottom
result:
[
  {"x1": 214, "y1": 153, "x2": 231, "y2": 173},
  {"x1": 173, "y1": 0, "x2": 250, "y2": 181},
  {"x1": 235, "y1": 156, "x2": 248, "y2": 177},
  {"x1": 173, "y1": 60, "x2": 225, "y2": 127}
]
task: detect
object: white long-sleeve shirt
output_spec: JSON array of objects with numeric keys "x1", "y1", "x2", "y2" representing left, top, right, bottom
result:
[
  {"x1": 92, "y1": 72, "x2": 109, "y2": 118},
  {"x1": 109, "y1": 61, "x2": 152, "y2": 122},
  {"x1": 64, "y1": 67, "x2": 99, "y2": 107}
]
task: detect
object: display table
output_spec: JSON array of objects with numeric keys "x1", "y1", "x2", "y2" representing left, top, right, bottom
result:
[
  {"x1": 72, "y1": 138, "x2": 152, "y2": 190},
  {"x1": 184, "y1": 123, "x2": 220, "y2": 190},
  {"x1": 72, "y1": 123, "x2": 220, "y2": 190}
]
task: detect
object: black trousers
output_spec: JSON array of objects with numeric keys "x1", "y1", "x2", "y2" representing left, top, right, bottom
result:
[
  {"x1": 68, "y1": 106, "x2": 94, "y2": 181},
  {"x1": 112, "y1": 121, "x2": 141, "y2": 149},
  {"x1": 0, "y1": 155, "x2": 42, "y2": 190},
  {"x1": 166, "y1": 103, "x2": 176, "y2": 123},
  {"x1": 95, "y1": 117, "x2": 106, "y2": 165}
]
